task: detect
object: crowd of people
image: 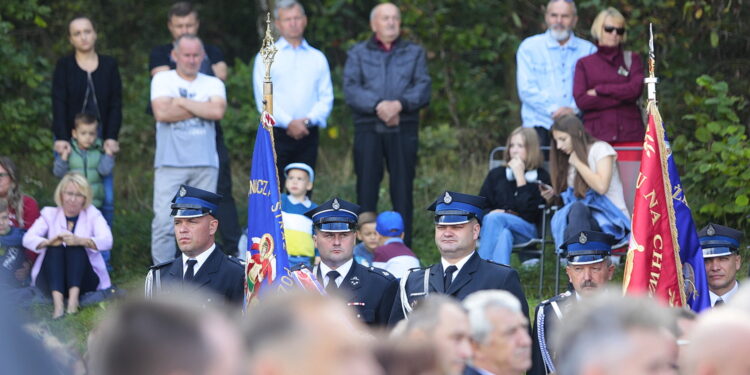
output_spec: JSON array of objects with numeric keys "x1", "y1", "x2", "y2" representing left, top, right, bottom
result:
[{"x1": 1, "y1": 0, "x2": 749, "y2": 374}]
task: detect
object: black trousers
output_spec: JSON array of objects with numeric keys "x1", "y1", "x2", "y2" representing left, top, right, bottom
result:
[
  {"x1": 353, "y1": 122, "x2": 418, "y2": 246},
  {"x1": 273, "y1": 126, "x2": 319, "y2": 192},
  {"x1": 563, "y1": 201, "x2": 602, "y2": 241},
  {"x1": 534, "y1": 126, "x2": 551, "y2": 147},
  {"x1": 215, "y1": 123, "x2": 242, "y2": 255},
  {"x1": 38, "y1": 246, "x2": 99, "y2": 296}
]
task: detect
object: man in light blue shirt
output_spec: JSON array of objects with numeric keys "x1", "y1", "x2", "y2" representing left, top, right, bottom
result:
[
  {"x1": 516, "y1": 0, "x2": 596, "y2": 145},
  {"x1": 252, "y1": 0, "x2": 333, "y2": 187}
]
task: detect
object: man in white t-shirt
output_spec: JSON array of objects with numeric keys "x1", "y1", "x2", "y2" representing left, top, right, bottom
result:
[{"x1": 150, "y1": 34, "x2": 227, "y2": 265}]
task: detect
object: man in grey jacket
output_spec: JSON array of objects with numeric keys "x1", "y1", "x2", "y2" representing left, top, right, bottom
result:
[{"x1": 343, "y1": 2, "x2": 431, "y2": 247}]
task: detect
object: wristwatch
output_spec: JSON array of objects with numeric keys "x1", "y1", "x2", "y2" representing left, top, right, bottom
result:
[{"x1": 303, "y1": 119, "x2": 311, "y2": 127}]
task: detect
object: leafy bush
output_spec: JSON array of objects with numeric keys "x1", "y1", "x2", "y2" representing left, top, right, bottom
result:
[{"x1": 672, "y1": 75, "x2": 749, "y2": 231}]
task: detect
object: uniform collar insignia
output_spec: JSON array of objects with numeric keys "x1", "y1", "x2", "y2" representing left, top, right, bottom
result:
[
  {"x1": 350, "y1": 275, "x2": 359, "y2": 286},
  {"x1": 443, "y1": 192, "x2": 452, "y2": 204}
]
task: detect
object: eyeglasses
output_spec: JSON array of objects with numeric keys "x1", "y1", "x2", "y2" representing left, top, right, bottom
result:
[
  {"x1": 604, "y1": 26, "x2": 626, "y2": 35},
  {"x1": 63, "y1": 191, "x2": 86, "y2": 199}
]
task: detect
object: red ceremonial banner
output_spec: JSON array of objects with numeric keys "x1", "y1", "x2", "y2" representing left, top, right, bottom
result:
[{"x1": 622, "y1": 103, "x2": 686, "y2": 306}]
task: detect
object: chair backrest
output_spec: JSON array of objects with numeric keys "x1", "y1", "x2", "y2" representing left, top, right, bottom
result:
[
  {"x1": 612, "y1": 142, "x2": 643, "y2": 214},
  {"x1": 488, "y1": 143, "x2": 644, "y2": 213}
]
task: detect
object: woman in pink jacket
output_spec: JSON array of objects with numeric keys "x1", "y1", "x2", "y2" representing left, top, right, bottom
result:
[{"x1": 23, "y1": 173, "x2": 112, "y2": 319}]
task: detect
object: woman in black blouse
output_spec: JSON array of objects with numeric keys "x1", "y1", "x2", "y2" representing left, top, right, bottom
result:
[
  {"x1": 478, "y1": 127, "x2": 551, "y2": 265},
  {"x1": 52, "y1": 16, "x2": 121, "y2": 227}
]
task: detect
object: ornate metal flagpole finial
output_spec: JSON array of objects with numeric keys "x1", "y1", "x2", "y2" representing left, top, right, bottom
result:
[
  {"x1": 260, "y1": 13, "x2": 277, "y2": 114},
  {"x1": 645, "y1": 23, "x2": 658, "y2": 102}
]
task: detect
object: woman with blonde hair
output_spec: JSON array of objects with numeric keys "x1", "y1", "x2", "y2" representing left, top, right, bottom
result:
[
  {"x1": 23, "y1": 173, "x2": 112, "y2": 319},
  {"x1": 573, "y1": 7, "x2": 645, "y2": 143},
  {"x1": 545, "y1": 115, "x2": 630, "y2": 249},
  {"x1": 478, "y1": 127, "x2": 551, "y2": 265}
]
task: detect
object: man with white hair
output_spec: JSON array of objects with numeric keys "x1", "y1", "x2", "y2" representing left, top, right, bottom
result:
[
  {"x1": 462, "y1": 290, "x2": 532, "y2": 375},
  {"x1": 554, "y1": 293, "x2": 678, "y2": 375},
  {"x1": 516, "y1": 0, "x2": 596, "y2": 145},
  {"x1": 398, "y1": 295, "x2": 473, "y2": 375}
]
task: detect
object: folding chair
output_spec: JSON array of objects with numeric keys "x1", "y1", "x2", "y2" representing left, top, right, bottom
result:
[{"x1": 488, "y1": 146, "x2": 553, "y2": 298}]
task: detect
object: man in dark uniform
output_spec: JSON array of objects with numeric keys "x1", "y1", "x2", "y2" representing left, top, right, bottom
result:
[
  {"x1": 303, "y1": 197, "x2": 399, "y2": 326},
  {"x1": 529, "y1": 230, "x2": 616, "y2": 375},
  {"x1": 390, "y1": 191, "x2": 528, "y2": 323},
  {"x1": 699, "y1": 223, "x2": 743, "y2": 307},
  {"x1": 145, "y1": 185, "x2": 244, "y2": 304}
]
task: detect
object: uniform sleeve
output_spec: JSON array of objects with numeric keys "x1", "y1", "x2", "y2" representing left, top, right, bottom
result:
[
  {"x1": 529, "y1": 304, "x2": 549, "y2": 375},
  {"x1": 229, "y1": 265, "x2": 245, "y2": 304},
  {"x1": 378, "y1": 276, "x2": 399, "y2": 326},
  {"x1": 502, "y1": 267, "x2": 530, "y2": 320}
]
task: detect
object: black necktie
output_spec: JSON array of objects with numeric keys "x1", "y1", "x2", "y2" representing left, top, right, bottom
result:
[
  {"x1": 184, "y1": 259, "x2": 197, "y2": 281},
  {"x1": 444, "y1": 265, "x2": 458, "y2": 291},
  {"x1": 715, "y1": 298, "x2": 724, "y2": 307},
  {"x1": 326, "y1": 270, "x2": 341, "y2": 293}
]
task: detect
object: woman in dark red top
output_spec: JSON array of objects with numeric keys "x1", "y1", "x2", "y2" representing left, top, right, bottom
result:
[
  {"x1": 573, "y1": 7, "x2": 644, "y2": 143},
  {"x1": 0, "y1": 156, "x2": 41, "y2": 281}
]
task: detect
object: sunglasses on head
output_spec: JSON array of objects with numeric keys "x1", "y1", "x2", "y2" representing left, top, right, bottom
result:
[{"x1": 604, "y1": 26, "x2": 626, "y2": 35}]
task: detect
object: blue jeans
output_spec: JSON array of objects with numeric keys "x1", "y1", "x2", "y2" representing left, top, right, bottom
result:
[
  {"x1": 478, "y1": 212, "x2": 537, "y2": 265},
  {"x1": 100, "y1": 173, "x2": 114, "y2": 272}
]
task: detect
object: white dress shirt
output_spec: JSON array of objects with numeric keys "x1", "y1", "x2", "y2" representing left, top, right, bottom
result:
[{"x1": 181, "y1": 243, "x2": 216, "y2": 277}]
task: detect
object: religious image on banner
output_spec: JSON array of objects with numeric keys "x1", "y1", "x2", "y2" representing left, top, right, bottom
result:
[
  {"x1": 623, "y1": 101, "x2": 709, "y2": 311},
  {"x1": 245, "y1": 112, "x2": 289, "y2": 304},
  {"x1": 245, "y1": 112, "x2": 324, "y2": 308}
]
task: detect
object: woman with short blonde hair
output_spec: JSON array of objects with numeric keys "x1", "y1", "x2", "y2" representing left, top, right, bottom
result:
[
  {"x1": 573, "y1": 7, "x2": 644, "y2": 143},
  {"x1": 23, "y1": 173, "x2": 112, "y2": 319}
]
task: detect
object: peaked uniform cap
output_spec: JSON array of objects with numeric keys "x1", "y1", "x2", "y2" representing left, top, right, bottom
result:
[
  {"x1": 560, "y1": 230, "x2": 615, "y2": 265},
  {"x1": 427, "y1": 191, "x2": 488, "y2": 225},
  {"x1": 171, "y1": 185, "x2": 222, "y2": 218},
  {"x1": 304, "y1": 197, "x2": 361, "y2": 232}
]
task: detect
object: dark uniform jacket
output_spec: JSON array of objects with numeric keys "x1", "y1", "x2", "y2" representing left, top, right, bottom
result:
[
  {"x1": 314, "y1": 261, "x2": 399, "y2": 326},
  {"x1": 146, "y1": 245, "x2": 244, "y2": 305},
  {"x1": 389, "y1": 251, "x2": 529, "y2": 323},
  {"x1": 529, "y1": 290, "x2": 576, "y2": 375}
]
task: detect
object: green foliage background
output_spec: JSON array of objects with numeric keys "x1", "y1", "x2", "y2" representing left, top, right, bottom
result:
[{"x1": 1, "y1": 0, "x2": 748, "y2": 293}]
